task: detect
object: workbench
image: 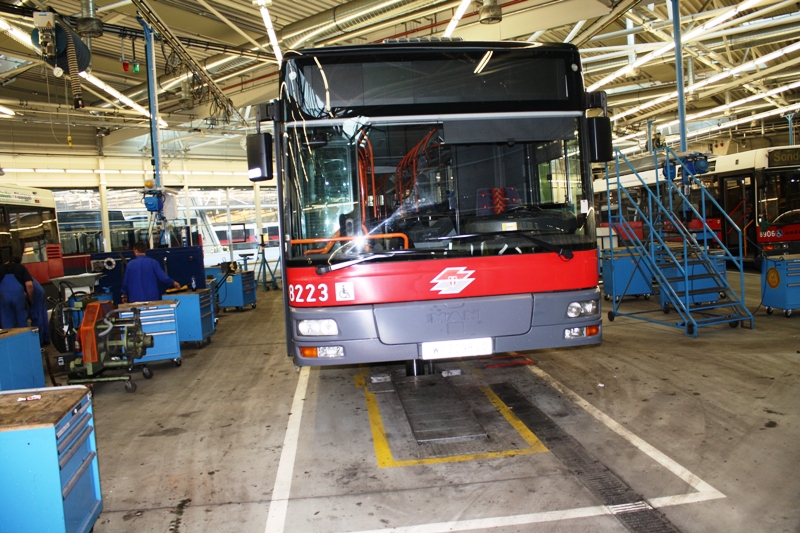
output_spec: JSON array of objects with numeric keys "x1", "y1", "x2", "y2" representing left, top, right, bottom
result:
[
  {"x1": 0, "y1": 386, "x2": 102, "y2": 533},
  {"x1": 0, "y1": 327, "x2": 45, "y2": 391}
]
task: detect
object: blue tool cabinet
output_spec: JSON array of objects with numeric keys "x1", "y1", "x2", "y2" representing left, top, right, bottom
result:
[
  {"x1": 601, "y1": 250, "x2": 653, "y2": 301},
  {"x1": 762, "y1": 255, "x2": 800, "y2": 317},
  {"x1": 217, "y1": 271, "x2": 257, "y2": 311},
  {"x1": 118, "y1": 300, "x2": 182, "y2": 371},
  {"x1": 0, "y1": 327, "x2": 45, "y2": 391},
  {"x1": 0, "y1": 386, "x2": 102, "y2": 533},
  {"x1": 162, "y1": 289, "x2": 215, "y2": 347}
]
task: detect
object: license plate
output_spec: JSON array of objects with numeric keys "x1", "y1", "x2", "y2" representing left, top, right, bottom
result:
[{"x1": 420, "y1": 338, "x2": 493, "y2": 360}]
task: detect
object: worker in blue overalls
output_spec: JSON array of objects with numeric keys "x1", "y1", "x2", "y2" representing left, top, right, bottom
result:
[
  {"x1": 0, "y1": 256, "x2": 33, "y2": 329},
  {"x1": 121, "y1": 242, "x2": 181, "y2": 303},
  {"x1": 7, "y1": 256, "x2": 49, "y2": 344}
]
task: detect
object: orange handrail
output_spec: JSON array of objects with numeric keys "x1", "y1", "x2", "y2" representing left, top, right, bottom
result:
[{"x1": 296, "y1": 232, "x2": 409, "y2": 254}]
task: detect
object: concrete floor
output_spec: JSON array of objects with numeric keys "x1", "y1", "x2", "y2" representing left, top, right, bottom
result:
[{"x1": 61, "y1": 269, "x2": 799, "y2": 533}]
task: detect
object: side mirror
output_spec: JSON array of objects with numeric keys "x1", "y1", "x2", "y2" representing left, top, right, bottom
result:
[
  {"x1": 246, "y1": 133, "x2": 273, "y2": 181},
  {"x1": 587, "y1": 116, "x2": 613, "y2": 163}
]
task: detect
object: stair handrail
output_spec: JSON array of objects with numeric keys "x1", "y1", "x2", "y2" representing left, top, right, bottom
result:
[
  {"x1": 610, "y1": 152, "x2": 697, "y2": 315},
  {"x1": 660, "y1": 146, "x2": 744, "y2": 269},
  {"x1": 614, "y1": 152, "x2": 692, "y2": 277}
]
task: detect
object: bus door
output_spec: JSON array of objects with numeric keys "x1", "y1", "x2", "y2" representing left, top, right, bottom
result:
[{"x1": 722, "y1": 175, "x2": 753, "y2": 255}]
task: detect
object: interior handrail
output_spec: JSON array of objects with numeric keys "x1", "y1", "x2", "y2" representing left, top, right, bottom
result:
[{"x1": 295, "y1": 232, "x2": 410, "y2": 255}]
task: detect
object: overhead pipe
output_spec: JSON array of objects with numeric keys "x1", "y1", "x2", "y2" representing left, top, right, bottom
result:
[{"x1": 584, "y1": 13, "x2": 800, "y2": 74}]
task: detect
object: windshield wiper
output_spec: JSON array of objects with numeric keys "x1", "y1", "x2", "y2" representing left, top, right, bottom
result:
[
  {"x1": 449, "y1": 231, "x2": 574, "y2": 260},
  {"x1": 316, "y1": 250, "x2": 466, "y2": 275},
  {"x1": 522, "y1": 234, "x2": 574, "y2": 260}
]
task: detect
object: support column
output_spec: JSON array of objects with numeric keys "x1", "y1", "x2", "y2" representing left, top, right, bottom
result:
[
  {"x1": 254, "y1": 182, "x2": 263, "y2": 244},
  {"x1": 98, "y1": 160, "x2": 112, "y2": 253},
  {"x1": 671, "y1": 0, "x2": 687, "y2": 152}
]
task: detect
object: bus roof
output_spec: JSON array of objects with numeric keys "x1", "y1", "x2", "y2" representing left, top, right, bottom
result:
[
  {"x1": 287, "y1": 40, "x2": 580, "y2": 58},
  {"x1": 0, "y1": 184, "x2": 55, "y2": 209}
]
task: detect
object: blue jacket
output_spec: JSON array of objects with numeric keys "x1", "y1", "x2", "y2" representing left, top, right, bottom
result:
[{"x1": 121, "y1": 255, "x2": 176, "y2": 302}]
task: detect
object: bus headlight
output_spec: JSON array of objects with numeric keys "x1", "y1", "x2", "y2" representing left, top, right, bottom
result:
[
  {"x1": 567, "y1": 300, "x2": 598, "y2": 318},
  {"x1": 297, "y1": 319, "x2": 338, "y2": 336}
]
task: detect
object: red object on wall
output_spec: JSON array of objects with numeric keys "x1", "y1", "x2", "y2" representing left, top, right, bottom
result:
[{"x1": 47, "y1": 244, "x2": 64, "y2": 279}]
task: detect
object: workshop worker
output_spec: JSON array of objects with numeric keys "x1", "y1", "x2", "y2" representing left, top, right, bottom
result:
[
  {"x1": 0, "y1": 256, "x2": 34, "y2": 329},
  {"x1": 8, "y1": 256, "x2": 49, "y2": 344},
  {"x1": 121, "y1": 242, "x2": 181, "y2": 303}
]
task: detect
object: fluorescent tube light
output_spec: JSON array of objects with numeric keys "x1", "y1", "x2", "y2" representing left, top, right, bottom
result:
[{"x1": 443, "y1": 0, "x2": 472, "y2": 38}]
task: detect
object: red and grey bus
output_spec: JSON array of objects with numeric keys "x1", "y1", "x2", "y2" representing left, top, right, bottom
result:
[
  {"x1": 0, "y1": 184, "x2": 63, "y2": 283},
  {"x1": 249, "y1": 40, "x2": 613, "y2": 368}
]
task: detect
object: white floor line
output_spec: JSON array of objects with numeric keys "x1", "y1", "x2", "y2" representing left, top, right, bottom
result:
[
  {"x1": 264, "y1": 366, "x2": 310, "y2": 533},
  {"x1": 527, "y1": 365, "x2": 726, "y2": 502},
  {"x1": 349, "y1": 505, "x2": 612, "y2": 533}
]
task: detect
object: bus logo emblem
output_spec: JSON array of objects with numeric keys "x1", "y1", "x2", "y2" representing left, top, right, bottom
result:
[{"x1": 430, "y1": 267, "x2": 475, "y2": 295}]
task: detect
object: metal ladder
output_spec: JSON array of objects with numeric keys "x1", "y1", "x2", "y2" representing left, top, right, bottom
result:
[{"x1": 604, "y1": 147, "x2": 754, "y2": 336}]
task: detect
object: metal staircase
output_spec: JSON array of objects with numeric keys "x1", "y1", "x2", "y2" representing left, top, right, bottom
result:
[{"x1": 603, "y1": 147, "x2": 754, "y2": 336}]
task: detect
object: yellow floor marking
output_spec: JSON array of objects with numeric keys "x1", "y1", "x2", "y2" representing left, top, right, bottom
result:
[{"x1": 355, "y1": 373, "x2": 548, "y2": 468}]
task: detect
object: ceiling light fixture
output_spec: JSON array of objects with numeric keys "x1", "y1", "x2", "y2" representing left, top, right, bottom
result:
[
  {"x1": 0, "y1": 105, "x2": 15, "y2": 116},
  {"x1": 612, "y1": 80, "x2": 800, "y2": 144},
  {"x1": 443, "y1": 0, "x2": 473, "y2": 38},
  {"x1": 612, "y1": 40, "x2": 800, "y2": 122},
  {"x1": 619, "y1": 101, "x2": 800, "y2": 155},
  {"x1": 0, "y1": 18, "x2": 39, "y2": 51},
  {"x1": 256, "y1": 1, "x2": 282, "y2": 66},
  {"x1": 588, "y1": 0, "x2": 766, "y2": 91},
  {"x1": 79, "y1": 72, "x2": 168, "y2": 128}
]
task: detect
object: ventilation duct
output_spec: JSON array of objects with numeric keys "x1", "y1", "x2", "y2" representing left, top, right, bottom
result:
[
  {"x1": 479, "y1": 0, "x2": 502, "y2": 24},
  {"x1": 77, "y1": 0, "x2": 103, "y2": 37}
]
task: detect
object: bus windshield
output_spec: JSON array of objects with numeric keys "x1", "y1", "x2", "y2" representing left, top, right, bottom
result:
[
  {"x1": 286, "y1": 118, "x2": 593, "y2": 264},
  {"x1": 761, "y1": 169, "x2": 800, "y2": 226}
]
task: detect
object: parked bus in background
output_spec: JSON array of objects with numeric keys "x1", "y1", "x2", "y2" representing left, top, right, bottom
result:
[
  {"x1": 594, "y1": 145, "x2": 800, "y2": 265},
  {"x1": 248, "y1": 40, "x2": 613, "y2": 369},
  {"x1": 0, "y1": 184, "x2": 63, "y2": 283},
  {"x1": 213, "y1": 223, "x2": 280, "y2": 250},
  {"x1": 57, "y1": 210, "x2": 136, "y2": 273}
]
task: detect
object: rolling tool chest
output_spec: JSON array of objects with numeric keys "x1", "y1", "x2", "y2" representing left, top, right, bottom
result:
[{"x1": 0, "y1": 386, "x2": 102, "y2": 533}]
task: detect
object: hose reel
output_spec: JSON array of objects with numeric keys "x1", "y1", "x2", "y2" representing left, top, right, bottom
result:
[{"x1": 32, "y1": 13, "x2": 91, "y2": 108}]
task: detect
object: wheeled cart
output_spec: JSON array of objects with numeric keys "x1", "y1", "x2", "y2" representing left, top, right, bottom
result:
[
  {"x1": 601, "y1": 250, "x2": 653, "y2": 301},
  {"x1": 762, "y1": 255, "x2": 800, "y2": 317},
  {"x1": 216, "y1": 271, "x2": 257, "y2": 312},
  {"x1": 0, "y1": 385, "x2": 102, "y2": 533},
  {"x1": 117, "y1": 300, "x2": 181, "y2": 379},
  {"x1": 162, "y1": 289, "x2": 216, "y2": 348}
]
